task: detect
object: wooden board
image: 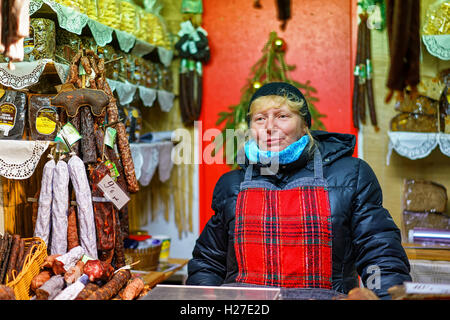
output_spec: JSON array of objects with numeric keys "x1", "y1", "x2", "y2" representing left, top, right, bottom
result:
[
  {"x1": 138, "y1": 258, "x2": 189, "y2": 288},
  {"x1": 403, "y1": 243, "x2": 450, "y2": 261}
]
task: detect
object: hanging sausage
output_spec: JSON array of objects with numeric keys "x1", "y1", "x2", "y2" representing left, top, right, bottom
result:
[
  {"x1": 385, "y1": 0, "x2": 421, "y2": 103},
  {"x1": 175, "y1": 20, "x2": 210, "y2": 126},
  {"x1": 352, "y1": 11, "x2": 378, "y2": 130}
]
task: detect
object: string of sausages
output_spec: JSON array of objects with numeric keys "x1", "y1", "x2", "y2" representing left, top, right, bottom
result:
[
  {"x1": 65, "y1": 48, "x2": 139, "y2": 194},
  {"x1": 352, "y1": 12, "x2": 378, "y2": 131},
  {"x1": 385, "y1": 0, "x2": 420, "y2": 104}
]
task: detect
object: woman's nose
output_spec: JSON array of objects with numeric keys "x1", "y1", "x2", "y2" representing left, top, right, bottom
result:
[{"x1": 265, "y1": 116, "x2": 275, "y2": 131}]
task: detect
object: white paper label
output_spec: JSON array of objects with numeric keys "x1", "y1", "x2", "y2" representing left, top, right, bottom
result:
[
  {"x1": 97, "y1": 174, "x2": 130, "y2": 210},
  {"x1": 404, "y1": 282, "x2": 450, "y2": 295}
]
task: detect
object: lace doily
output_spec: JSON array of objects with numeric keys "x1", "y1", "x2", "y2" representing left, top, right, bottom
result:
[
  {"x1": 139, "y1": 145, "x2": 160, "y2": 186},
  {"x1": 422, "y1": 35, "x2": 450, "y2": 60},
  {"x1": 158, "y1": 90, "x2": 175, "y2": 112},
  {"x1": 0, "y1": 140, "x2": 50, "y2": 179},
  {"x1": 1, "y1": 61, "x2": 176, "y2": 114},
  {"x1": 0, "y1": 59, "x2": 51, "y2": 89},
  {"x1": 129, "y1": 144, "x2": 144, "y2": 181},
  {"x1": 158, "y1": 142, "x2": 174, "y2": 182},
  {"x1": 46, "y1": 0, "x2": 89, "y2": 35},
  {"x1": 132, "y1": 40, "x2": 156, "y2": 57},
  {"x1": 106, "y1": 79, "x2": 138, "y2": 105},
  {"x1": 139, "y1": 86, "x2": 157, "y2": 107},
  {"x1": 115, "y1": 30, "x2": 136, "y2": 53},
  {"x1": 157, "y1": 47, "x2": 174, "y2": 67},
  {"x1": 54, "y1": 62, "x2": 69, "y2": 83},
  {"x1": 87, "y1": 20, "x2": 114, "y2": 47},
  {"x1": 438, "y1": 132, "x2": 450, "y2": 156},
  {"x1": 387, "y1": 131, "x2": 450, "y2": 165},
  {"x1": 114, "y1": 81, "x2": 138, "y2": 105},
  {"x1": 29, "y1": 0, "x2": 43, "y2": 15},
  {"x1": 30, "y1": 0, "x2": 171, "y2": 63},
  {"x1": 130, "y1": 141, "x2": 174, "y2": 186}
]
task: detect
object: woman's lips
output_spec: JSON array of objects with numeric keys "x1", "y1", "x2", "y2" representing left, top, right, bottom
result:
[{"x1": 266, "y1": 138, "x2": 281, "y2": 146}]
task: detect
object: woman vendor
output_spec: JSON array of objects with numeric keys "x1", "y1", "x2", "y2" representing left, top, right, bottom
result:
[{"x1": 186, "y1": 82, "x2": 411, "y2": 299}]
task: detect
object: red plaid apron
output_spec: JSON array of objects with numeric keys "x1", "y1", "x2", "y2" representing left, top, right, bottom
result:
[{"x1": 234, "y1": 150, "x2": 332, "y2": 288}]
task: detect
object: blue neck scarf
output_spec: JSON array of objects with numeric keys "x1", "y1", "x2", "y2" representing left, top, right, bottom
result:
[{"x1": 244, "y1": 134, "x2": 310, "y2": 165}]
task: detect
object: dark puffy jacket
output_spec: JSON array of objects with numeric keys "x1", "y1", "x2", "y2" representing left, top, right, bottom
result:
[{"x1": 186, "y1": 131, "x2": 411, "y2": 298}]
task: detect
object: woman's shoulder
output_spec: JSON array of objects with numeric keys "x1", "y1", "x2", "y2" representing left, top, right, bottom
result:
[
  {"x1": 213, "y1": 169, "x2": 244, "y2": 195},
  {"x1": 211, "y1": 168, "x2": 244, "y2": 212}
]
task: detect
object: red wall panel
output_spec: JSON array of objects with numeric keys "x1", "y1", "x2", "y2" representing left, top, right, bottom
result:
[{"x1": 199, "y1": 0, "x2": 358, "y2": 231}]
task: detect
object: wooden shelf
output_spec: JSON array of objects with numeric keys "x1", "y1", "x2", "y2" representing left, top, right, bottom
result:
[{"x1": 403, "y1": 243, "x2": 450, "y2": 261}]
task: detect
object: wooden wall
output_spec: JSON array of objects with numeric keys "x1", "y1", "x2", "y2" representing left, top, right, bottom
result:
[{"x1": 361, "y1": 0, "x2": 450, "y2": 235}]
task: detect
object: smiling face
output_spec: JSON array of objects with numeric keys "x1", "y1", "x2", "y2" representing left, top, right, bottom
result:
[{"x1": 249, "y1": 95, "x2": 306, "y2": 152}]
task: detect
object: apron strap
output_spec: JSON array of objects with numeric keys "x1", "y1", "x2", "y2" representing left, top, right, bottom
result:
[
  {"x1": 244, "y1": 164, "x2": 254, "y2": 182},
  {"x1": 313, "y1": 148, "x2": 324, "y2": 180}
]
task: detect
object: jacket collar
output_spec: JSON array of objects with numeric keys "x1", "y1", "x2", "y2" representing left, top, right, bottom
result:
[{"x1": 238, "y1": 130, "x2": 356, "y2": 173}]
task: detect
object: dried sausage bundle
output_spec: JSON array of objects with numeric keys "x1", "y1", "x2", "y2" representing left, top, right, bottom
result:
[
  {"x1": 0, "y1": 233, "x2": 12, "y2": 284},
  {"x1": 34, "y1": 159, "x2": 56, "y2": 246},
  {"x1": 5, "y1": 234, "x2": 20, "y2": 282},
  {"x1": 352, "y1": 12, "x2": 378, "y2": 130},
  {"x1": 67, "y1": 155, "x2": 98, "y2": 259},
  {"x1": 50, "y1": 160, "x2": 70, "y2": 255},
  {"x1": 58, "y1": 47, "x2": 139, "y2": 193},
  {"x1": 96, "y1": 78, "x2": 139, "y2": 194},
  {"x1": 385, "y1": 0, "x2": 421, "y2": 102},
  {"x1": 0, "y1": 234, "x2": 28, "y2": 284}
]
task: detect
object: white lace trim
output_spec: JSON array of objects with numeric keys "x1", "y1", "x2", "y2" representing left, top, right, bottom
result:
[
  {"x1": 130, "y1": 141, "x2": 174, "y2": 186},
  {"x1": 0, "y1": 140, "x2": 50, "y2": 179},
  {"x1": 29, "y1": 0, "x2": 173, "y2": 64},
  {"x1": 386, "y1": 131, "x2": 450, "y2": 165},
  {"x1": 0, "y1": 59, "x2": 168, "y2": 108},
  {"x1": 422, "y1": 35, "x2": 450, "y2": 60},
  {"x1": 157, "y1": 90, "x2": 175, "y2": 112},
  {"x1": 0, "y1": 59, "x2": 52, "y2": 89}
]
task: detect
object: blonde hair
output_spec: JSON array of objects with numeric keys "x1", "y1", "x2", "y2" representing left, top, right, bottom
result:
[{"x1": 248, "y1": 94, "x2": 316, "y2": 154}]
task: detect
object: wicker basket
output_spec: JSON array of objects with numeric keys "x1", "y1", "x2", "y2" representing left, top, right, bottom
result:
[
  {"x1": 6, "y1": 237, "x2": 47, "y2": 300},
  {"x1": 124, "y1": 244, "x2": 162, "y2": 271}
]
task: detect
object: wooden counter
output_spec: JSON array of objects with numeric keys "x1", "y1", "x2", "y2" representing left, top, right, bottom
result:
[{"x1": 137, "y1": 258, "x2": 189, "y2": 288}]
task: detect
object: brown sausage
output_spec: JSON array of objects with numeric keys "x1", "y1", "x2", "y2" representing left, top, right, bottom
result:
[{"x1": 67, "y1": 205, "x2": 80, "y2": 251}]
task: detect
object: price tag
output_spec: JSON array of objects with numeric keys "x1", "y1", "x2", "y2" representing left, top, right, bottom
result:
[
  {"x1": 404, "y1": 282, "x2": 450, "y2": 295},
  {"x1": 97, "y1": 174, "x2": 130, "y2": 210}
]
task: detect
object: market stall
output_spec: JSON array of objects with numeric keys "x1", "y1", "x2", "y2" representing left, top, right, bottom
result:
[
  {"x1": 0, "y1": 0, "x2": 197, "y2": 300},
  {"x1": 0, "y1": 0, "x2": 449, "y2": 304}
]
